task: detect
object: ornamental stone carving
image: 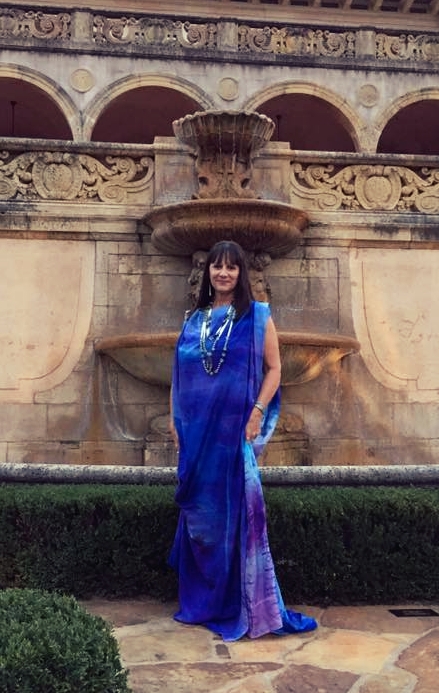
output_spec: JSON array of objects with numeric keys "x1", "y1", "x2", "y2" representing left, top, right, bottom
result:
[
  {"x1": 91, "y1": 13, "x2": 357, "y2": 60},
  {"x1": 376, "y1": 33, "x2": 439, "y2": 62},
  {"x1": 1, "y1": 7, "x2": 438, "y2": 69},
  {"x1": 0, "y1": 151, "x2": 154, "y2": 203},
  {"x1": 238, "y1": 26, "x2": 355, "y2": 57},
  {"x1": 357, "y1": 84, "x2": 379, "y2": 108},
  {"x1": 0, "y1": 7, "x2": 70, "y2": 40},
  {"x1": 290, "y1": 162, "x2": 439, "y2": 213},
  {"x1": 93, "y1": 15, "x2": 217, "y2": 49}
]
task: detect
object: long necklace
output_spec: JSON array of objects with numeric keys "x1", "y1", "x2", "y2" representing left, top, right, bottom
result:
[{"x1": 199, "y1": 304, "x2": 236, "y2": 375}]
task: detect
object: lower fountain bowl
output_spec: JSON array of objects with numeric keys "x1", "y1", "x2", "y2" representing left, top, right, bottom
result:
[{"x1": 95, "y1": 331, "x2": 360, "y2": 387}]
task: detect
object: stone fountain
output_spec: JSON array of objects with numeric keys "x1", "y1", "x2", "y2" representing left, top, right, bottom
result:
[
  {"x1": 148, "y1": 111, "x2": 308, "y2": 256},
  {"x1": 95, "y1": 109, "x2": 360, "y2": 465}
]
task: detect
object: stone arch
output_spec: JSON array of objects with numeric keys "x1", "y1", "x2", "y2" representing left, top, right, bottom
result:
[
  {"x1": 84, "y1": 75, "x2": 213, "y2": 143},
  {"x1": 245, "y1": 82, "x2": 365, "y2": 153},
  {"x1": 0, "y1": 64, "x2": 79, "y2": 140},
  {"x1": 376, "y1": 89, "x2": 439, "y2": 155}
]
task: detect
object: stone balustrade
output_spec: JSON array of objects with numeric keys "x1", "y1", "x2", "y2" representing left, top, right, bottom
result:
[{"x1": 1, "y1": 139, "x2": 439, "y2": 234}]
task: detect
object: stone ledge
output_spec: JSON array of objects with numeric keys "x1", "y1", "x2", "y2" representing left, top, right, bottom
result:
[{"x1": 1, "y1": 462, "x2": 439, "y2": 486}]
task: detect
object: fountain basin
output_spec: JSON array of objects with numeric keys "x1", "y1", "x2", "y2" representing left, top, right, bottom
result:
[
  {"x1": 95, "y1": 331, "x2": 359, "y2": 387},
  {"x1": 146, "y1": 199, "x2": 308, "y2": 256},
  {"x1": 173, "y1": 110, "x2": 275, "y2": 160}
]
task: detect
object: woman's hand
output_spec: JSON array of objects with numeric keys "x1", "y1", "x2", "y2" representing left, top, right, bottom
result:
[
  {"x1": 169, "y1": 418, "x2": 179, "y2": 451},
  {"x1": 245, "y1": 407, "x2": 263, "y2": 442}
]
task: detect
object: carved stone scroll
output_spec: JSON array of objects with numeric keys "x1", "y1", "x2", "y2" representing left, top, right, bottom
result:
[
  {"x1": 238, "y1": 26, "x2": 355, "y2": 58},
  {"x1": 290, "y1": 162, "x2": 439, "y2": 213},
  {"x1": 92, "y1": 13, "x2": 357, "y2": 59},
  {"x1": 376, "y1": 33, "x2": 439, "y2": 63},
  {"x1": 0, "y1": 151, "x2": 154, "y2": 203},
  {"x1": 0, "y1": 7, "x2": 70, "y2": 40},
  {"x1": 93, "y1": 15, "x2": 217, "y2": 49}
]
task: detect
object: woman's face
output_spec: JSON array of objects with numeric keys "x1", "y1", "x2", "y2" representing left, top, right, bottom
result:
[{"x1": 209, "y1": 256, "x2": 240, "y2": 301}]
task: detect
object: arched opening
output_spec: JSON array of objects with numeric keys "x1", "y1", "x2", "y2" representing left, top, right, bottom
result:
[
  {"x1": 91, "y1": 86, "x2": 201, "y2": 144},
  {"x1": 257, "y1": 93, "x2": 356, "y2": 152},
  {"x1": 378, "y1": 101, "x2": 439, "y2": 155},
  {"x1": 0, "y1": 78, "x2": 72, "y2": 139}
]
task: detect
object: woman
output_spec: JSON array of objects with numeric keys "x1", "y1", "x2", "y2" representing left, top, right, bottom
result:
[{"x1": 169, "y1": 240, "x2": 317, "y2": 641}]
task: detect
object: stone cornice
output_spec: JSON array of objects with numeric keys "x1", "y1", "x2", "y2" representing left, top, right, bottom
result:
[
  {"x1": 2, "y1": 0, "x2": 439, "y2": 32},
  {"x1": 0, "y1": 5, "x2": 438, "y2": 72}
]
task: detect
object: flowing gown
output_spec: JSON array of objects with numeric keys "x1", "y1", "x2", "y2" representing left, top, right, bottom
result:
[{"x1": 169, "y1": 301, "x2": 317, "y2": 641}]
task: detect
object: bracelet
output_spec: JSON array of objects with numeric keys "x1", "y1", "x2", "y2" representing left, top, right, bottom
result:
[{"x1": 254, "y1": 401, "x2": 266, "y2": 415}]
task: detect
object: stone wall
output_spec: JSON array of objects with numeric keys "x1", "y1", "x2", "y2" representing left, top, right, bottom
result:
[
  {"x1": 1, "y1": 3, "x2": 439, "y2": 465},
  {"x1": 0, "y1": 134, "x2": 438, "y2": 465}
]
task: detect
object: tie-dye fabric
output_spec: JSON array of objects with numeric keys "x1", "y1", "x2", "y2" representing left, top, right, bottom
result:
[{"x1": 169, "y1": 301, "x2": 317, "y2": 641}]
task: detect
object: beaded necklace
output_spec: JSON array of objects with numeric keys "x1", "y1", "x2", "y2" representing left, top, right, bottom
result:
[{"x1": 199, "y1": 304, "x2": 236, "y2": 375}]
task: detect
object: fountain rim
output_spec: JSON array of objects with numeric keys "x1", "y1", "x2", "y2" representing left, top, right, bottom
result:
[
  {"x1": 95, "y1": 331, "x2": 360, "y2": 353},
  {"x1": 145, "y1": 198, "x2": 310, "y2": 256},
  {"x1": 172, "y1": 108, "x2": 275, "y2": 132},
  {"x1": 144, "y1": 198, "x2": 309, "y2": 229},
  {"x1": 145, "y1": 197, "x2": 308, "y2": 215}
]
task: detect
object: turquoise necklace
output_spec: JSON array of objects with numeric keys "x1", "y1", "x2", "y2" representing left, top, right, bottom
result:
[{"x1": 199, "y1": 304, "x2": 236, "y2": 375}]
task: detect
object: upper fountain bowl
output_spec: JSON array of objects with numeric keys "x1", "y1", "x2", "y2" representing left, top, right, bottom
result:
[{"x1": 173, "y1": 110, "x2": 275, "y2": 161}]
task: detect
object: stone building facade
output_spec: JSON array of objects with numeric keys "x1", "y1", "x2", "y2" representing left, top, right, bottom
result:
[{"x1": 1, "y1": 0, "x2": 439, "y2": 466}]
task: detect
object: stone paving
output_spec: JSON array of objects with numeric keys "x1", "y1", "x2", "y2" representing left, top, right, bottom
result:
[{"x1": 83, "y1": 597, "x2": 439, "y2": 693}]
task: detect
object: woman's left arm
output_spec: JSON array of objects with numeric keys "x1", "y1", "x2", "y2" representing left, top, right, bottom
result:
[{"x1": 245, "y1": 317, "x2": 281, "y2": 442}]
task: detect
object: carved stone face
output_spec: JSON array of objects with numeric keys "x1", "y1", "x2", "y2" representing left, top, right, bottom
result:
[{"x1": 192, "y1": 250, "x2": 208, "y2": 269}]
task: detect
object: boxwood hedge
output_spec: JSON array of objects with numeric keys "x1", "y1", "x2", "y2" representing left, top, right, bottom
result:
[{"x1": 0, "y1": 483, "x2": 438, "y2": 604}]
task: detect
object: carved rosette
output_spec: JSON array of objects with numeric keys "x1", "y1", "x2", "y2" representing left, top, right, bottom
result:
[
  {"x1": 354, "y1": 167, "x2": 402, "y2": 211},
  {"x1": 290, "y1": 162, "x2": 439, "y2": 213},
  {"x1": 32, "y1": 157, "x2": 83, "y2": 199},
  {"x1": 0, "y1": 151, "x2": 154, "y2": 203}
]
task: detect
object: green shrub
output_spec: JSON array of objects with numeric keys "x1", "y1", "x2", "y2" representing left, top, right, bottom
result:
[
  {"x1": 0, "y1": 483, "x2": 439, "y2": 605},
  {"x1": 265, "y1": 485, "x2": 439, "y2": 604},
  {"x1": 0, "y1": 484, "x2": 178, "y2": 599},
  {"x1": 0, "y1": 588, "x2": 130, "y2": 693}
]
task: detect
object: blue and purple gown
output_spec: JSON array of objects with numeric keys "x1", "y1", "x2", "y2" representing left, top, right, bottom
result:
[{"x1": 169, "y1": 301, "x2": 317, "y2": 641}]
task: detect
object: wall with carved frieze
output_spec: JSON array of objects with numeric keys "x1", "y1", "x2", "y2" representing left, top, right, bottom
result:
[
  {"x1": 0, "y1": 6, "x2": 439, "y2": 151},
  {"x1": 1, "y1": 3, "x2": 439, "y2": 466}
]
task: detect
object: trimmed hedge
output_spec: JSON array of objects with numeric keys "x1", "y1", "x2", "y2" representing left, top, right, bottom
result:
[
  {"x1": 0, "y1": 588, "x2": 130, "y2": 692},
  {"x1": 0, "y1": 484, "x2": 178, "y2": 599},
  {"x1": 0, "y1": 483, "x2": 439, "y2": 604},
  {"x1": 265, "y1": 485, "x2": 439, "y2": 604}
]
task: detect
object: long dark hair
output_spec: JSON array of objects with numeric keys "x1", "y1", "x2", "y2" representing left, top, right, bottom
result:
[{"x1": 196, "y1": 240, "x2": 252, "y2": 318}]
